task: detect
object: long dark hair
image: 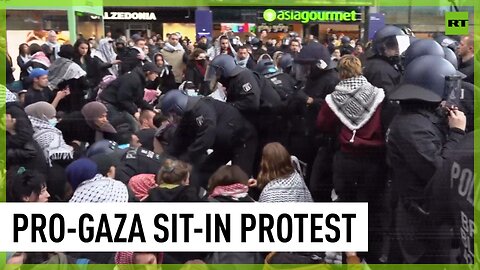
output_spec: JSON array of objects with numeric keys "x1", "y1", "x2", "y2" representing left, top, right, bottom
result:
[
  {"x1": 73, "y1": 38, "x2": 92, "y2": 61},
  {"x1": 18, "y1": 43, "x2": 29, "y2": 56}
]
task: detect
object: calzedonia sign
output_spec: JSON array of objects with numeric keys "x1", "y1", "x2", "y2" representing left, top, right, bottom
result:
[
  {"x1": 104, "y1": 12, "x2": 157, "y2": 21},
  {"x1": 263, "y1": 9, "x2": 358, "y2": 23}
]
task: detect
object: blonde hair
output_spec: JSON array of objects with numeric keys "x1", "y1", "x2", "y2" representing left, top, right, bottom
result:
[
  {"x1": 156, "y1": 159, "x2": 191, "y2": 185},
  {"x1": 337, "y1": 55, "x2": 362, "y2": 79},
  {"x1": 257, "y1": 142, "x2": 294, "y2": 188}
]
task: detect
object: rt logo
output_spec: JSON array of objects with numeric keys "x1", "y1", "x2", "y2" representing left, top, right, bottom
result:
[{"x1": 445, "y1": 12, "x2": 469, "y2": 35}]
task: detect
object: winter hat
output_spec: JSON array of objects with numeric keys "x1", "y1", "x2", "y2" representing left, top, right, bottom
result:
[
  {"x1": 90, "y1": 153, "x2": 119, "y2": 177},
  {"x1": 142, "y1": 62, "x2": 161, "y2": 74},
  {"x1": 128, "y1": 174, "x2": 157, "y2": 201},
  {"x1": 29, "y1": 68, "x2": 49, "y2": 79},
  {"x1": 131, "y1": 34, "x2": 144, "y2": 43},
  {"x1": 81, "y1": 101, "x2": 117, "y2": 133},
  {"x1": 58, "y1": 44, "x2": 75, "y2": 59},
  {"x1": 135, "y1": 129, "x2": 156, "y2": 151},
  {"x1": 65, "y1": 158, "x2": 98, "y2": 191},
  {"x1": 24, "y1": 101, "x2": 56, "y2": 120}
]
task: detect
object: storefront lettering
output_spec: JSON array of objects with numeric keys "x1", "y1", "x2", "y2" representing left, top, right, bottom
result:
[
  {"x1": 104, "y1": 12, "x2": 157, "y2": 21},
  {"x1": 263, "y1": 9, "x2": 358, "y2": 23}
]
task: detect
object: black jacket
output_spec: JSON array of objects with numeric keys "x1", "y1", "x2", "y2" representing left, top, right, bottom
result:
[
  {"x1": 99, "y1": 67, "x2": 153, "y2": 115},
  {"x1": 17, "y1": 55, "x2": 30, "y2": 81},
  {"x1": 6, "y1": 102, "x2": 48, "y2": 174},
  {"x1": 289, "y1": 68, "x2": 339, "y2": 137},
  {"x1": 185, "y1": 60, "x2": 210, "y2": 95},
  {"x1": 117, "y1": 47, "x2": 144, "y2": 75},
  {"x1": 364, "y1": 56, "x2": 403, "y2": 97},
  {"x1": 56, "y1": 111, "x2": 118, "y2": 147},
  {"x1": 145, "y1": 65, "x2": 177, "y2": 93},
  {"x1": 225, "y1": 69, "x2": 261, "y2": 120},
  {"x1": 169, "y1": 97, "x2": 250, "y2": 164},
  {"x1": 448, "y1": 81, "x2": 476, "y2": 132},
  {"x1": 74, "y1": 55, "x2": 113, "y2": 90},
  {"x1": 115, "y1": 147, "x2": 166, "y2": 184},
  {"x1": 458, "y1": 57, "x2": 474, "y2": 84},
  {"x1": 386, "y1": 105, "x2": 465, "y2": 263},
  {"x1": 145, "y1": 185, "x2": 206, "y2": 202},
  {"x1": 387, "y1": 106, "x2": 465, "y2": 201}
]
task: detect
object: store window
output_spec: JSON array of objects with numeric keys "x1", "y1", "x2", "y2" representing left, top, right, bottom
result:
[{"x1": 76, "y1": 11, "x2": 104, "y2": 40}]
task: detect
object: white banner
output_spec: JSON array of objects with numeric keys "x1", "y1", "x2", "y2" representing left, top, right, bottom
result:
[{"x1": 0, "y1": 203, "x2": 368, "y2": 252}]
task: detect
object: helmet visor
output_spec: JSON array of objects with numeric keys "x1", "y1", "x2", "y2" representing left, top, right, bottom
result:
[
  {"x1": 295, "y1": 64, "x2": 312, "y2": 82},
  {"x1": 205, "y1": 64, "x2": 220, "y2": 91},
  {"x1": 445, "y1": 74, "x2": 464, "y2": 100}
]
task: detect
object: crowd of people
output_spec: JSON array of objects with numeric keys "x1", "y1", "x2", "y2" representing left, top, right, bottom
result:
[{"x1": 2, "y1": 24, "x2": 477, "y2": 268}]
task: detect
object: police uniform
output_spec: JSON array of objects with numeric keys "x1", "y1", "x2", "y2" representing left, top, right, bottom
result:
[
  {"x1": 115, "y1": 147, "x2": 167, "y2": 184},
  {"x1": 387, "y1": 107, "x2": 465, "y2": 263},
  {"x1": 364, "y1": 55, "x2": 403, "y2": 97},
  {"x1": 224, "y1": 69, "x2": 261, "y2": 122},
  {"x1": 168, "y1": 97, "x2": 257, "y2": 187}
]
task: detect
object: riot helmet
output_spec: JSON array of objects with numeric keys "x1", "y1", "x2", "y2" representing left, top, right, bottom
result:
[
  {"x1": 390, "y1": 55, "x2": 464, "y2": 102},
  {"x1": 372, "y1": 25, "x2": 410, "y2": 58},
  {"x1": 205, "y1": 54, "x2": 243, "y2": 90},
  {"x1": 403, "y1": 39, "x2": 445, "y2": 67},
  {"x1": 86, "y1": 140, "x2": 119, "y2": 157},
  {"x1": 160, "y1": 89, "x2": 189, "y2": 117},
  {"x1": 293, "y1": 42, "x2": 331, "y2": 81}
]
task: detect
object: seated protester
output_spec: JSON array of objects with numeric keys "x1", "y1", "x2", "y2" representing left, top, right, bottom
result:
[
  {"x1": 99, "y1": 62, "x2": 159, "y2": 132},
  {"x1": 57, "y1": 101, "x2": 118, "y2": 149},
  {"x1": 138, "y1": 109, "x2": 157, "y2": 130},
  {"x1": 257, "y1": 142, "x2": 313, "y2": 202},
  {"x1": 65, "y1": 158, "x2": 99, "y2": 194},
  {"x1": 5, "y1": 89, "x2": 48, "y2": 174},
  {"x1": 145, "y1": 158, "x2": 206, "y2": 202},
  {"x1": 115, "y1": 252, "x2": 163, "y2": 269},
  {"x1": 24, "y1": 102, "x2": 73, "y2": 167},
  {"x1": 207, "y1": 165, "x2": 255, "y2": 202},
  {"x1": 204, "y1": 165, "x2": 263, "y2": 266},
  {"x1": 147, "y1": 53, "x2": 176, "y2": 95},
  {"x1": 6, "y1": 167, "x2": 50, "y2": 202},
  {"x1": 24, "y1": 68, "x2": 69, "y2": 108},
  {"x1": 69, "y1": 171, "x2": 129, "y2": 203},
  {"x1": 128, "y1": 174, "x2": 158, "y2": 201}
]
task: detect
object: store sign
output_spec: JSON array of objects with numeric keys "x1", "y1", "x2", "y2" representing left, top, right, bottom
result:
[
  {"x1": 257, "y1": 24, "x2": 293, "y2": 33},
  {"x1": 263, "y1": 9, "x2": 358, "y2": 24},
  {"x1": 104, "y1": 12, "x2": 157, "y2": 21}
]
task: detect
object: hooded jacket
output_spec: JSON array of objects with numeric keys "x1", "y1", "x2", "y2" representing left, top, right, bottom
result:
[
  {"x1": 99, "y1": 66, "x2": 153, "y2": 115},
  {"x1": 317, "y1": 75, "x2": 386, "y2": 155}
]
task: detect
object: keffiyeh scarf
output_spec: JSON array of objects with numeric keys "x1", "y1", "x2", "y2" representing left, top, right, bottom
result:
[
  {"x1": 48, "y1": 57, "x2": 86, "y2": 90},
  {"x1": 209, "y1": 183, "x2": 249, "y2": 200},
  {"x1": 162, "y1": 42, "x2": 185, "y2": 53},
  {"x1": 69, "y1": 174, "x2": 129, "y2": 203},
  {"x1": 325, "y1": 75, "x2": 385, "y2": 131},
  {"x1": 28, "y1": 116, "x2": 73, "y2": 166}
]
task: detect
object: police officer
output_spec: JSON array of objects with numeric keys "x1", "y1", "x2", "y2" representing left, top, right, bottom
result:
[
  {"x1": 431, "y1": 131, "x2": 476, "y2": 264},
  {"x1": 205, "y1": 54, "x2": 261, "y2": 124},
  {"x1": 288, "y1": 42, "x2": 339, "y2": 187},
  {"x1": 438, "y1": 41, "x2": 477, "y2": 132},
  {"x1": 256, "y1": 59, "x2": 297, "y2": 146},
  {"x1": 387, "y1": 55, "x2": 466, "y2": 263},
  {"x1": 364, "y1": 25, "x2": 409, "y2": 96},
  {"x1": 161, "y1": 90, "x2": 257, "y2": 188}
]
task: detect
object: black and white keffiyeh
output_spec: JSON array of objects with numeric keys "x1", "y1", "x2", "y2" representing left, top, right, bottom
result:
[
  {"x1": 259, "y1": 172, "x2": 313, "y2": 203},
  {"x1": 325, "y1": 75, "x2": 385, "y2": 131},
  {"x1": 28, "y1": 116, "x2": 73, "y2": 166},
  {"x1": 48, "y1": 57, "x2": 86, "y2": 90},
  {"x1": 69, "y1": 174, "x2": 129, "y2": 203}
]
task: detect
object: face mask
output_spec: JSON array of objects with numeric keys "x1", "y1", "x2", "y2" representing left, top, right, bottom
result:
[{"x1": 48, "y1": 118, "x2": 58, "y2": 127}]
